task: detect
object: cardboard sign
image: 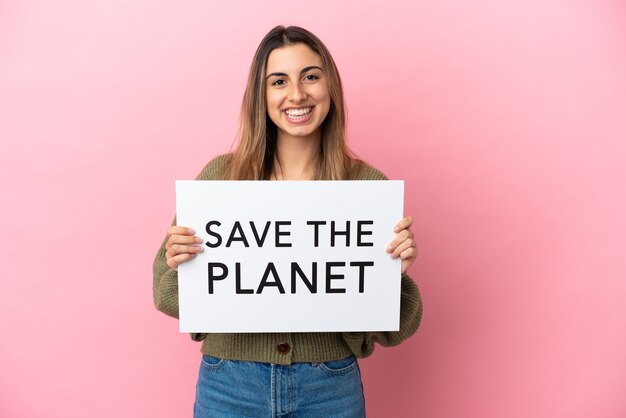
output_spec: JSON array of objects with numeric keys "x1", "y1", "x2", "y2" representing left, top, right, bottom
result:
[{"x1": 176, "y1": 180, "x2": 404, "y2": 333}]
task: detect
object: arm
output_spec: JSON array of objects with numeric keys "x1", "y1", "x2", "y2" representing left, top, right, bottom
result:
[
  {"x1": 152, "y1": 154, "x2": 231, "y2": 319},
  {"x1": 341, "y1": 272, "x2": 423, "y2": 357},
  {"x1": 152, "y1": 222, "x2": 181, "y2": 318},
  {"x1": 342, "y1": 162, "x2": 423, "y2": 356}
]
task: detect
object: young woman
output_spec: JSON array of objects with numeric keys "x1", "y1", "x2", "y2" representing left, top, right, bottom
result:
[{"x1": 153, "y1": 25, "x2": 423, "y2": 418}]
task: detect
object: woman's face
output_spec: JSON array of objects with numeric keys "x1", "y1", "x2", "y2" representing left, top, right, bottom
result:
[{"x1": 265, "y1": 43, "x2": 331, "y2": 143}]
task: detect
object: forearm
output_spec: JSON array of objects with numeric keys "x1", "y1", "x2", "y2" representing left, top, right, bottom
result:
[
  {"x1": 342, "y1": 272, "x2": 423, "y2": 357},
  {"x1": 153, "y1": 219, "x2": 180, "y2": 319}
]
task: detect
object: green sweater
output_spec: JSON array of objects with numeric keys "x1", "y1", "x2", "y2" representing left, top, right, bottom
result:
[{"x1": 153, "y1": 154, "x2": 423, "y2": 365}]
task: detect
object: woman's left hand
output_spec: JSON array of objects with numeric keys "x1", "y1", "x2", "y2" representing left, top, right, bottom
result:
[{"x1": 386, "y1": 216, "x2": 418, "y2": 274}]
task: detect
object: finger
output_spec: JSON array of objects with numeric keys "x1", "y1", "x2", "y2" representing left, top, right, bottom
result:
[
  {"x1": 400, "y1": 246, "x2": 417, "y2": 261},
  {"x1": 390, "y1": 238, "x2": 414, "y2": 259},
  {"x1": 393, "y1": 216, "x2": 414, "y2": 233},
  {"x1": 167, "y1": 253, "x2": 197, "y2": 270},
  {"x1": 166, "y1": 243, "x2": 204, "y2": 258},
  {"x1": 168, "y1": 226, "x2": 196, "y2": 236},
  {"x1": 386, "y1": 229, "x2": 413, "y2": 253},
  {"x1": 169, "y1": 234, "x2": 203, "y2": 245},
  {"x1": 165, "y1": 234, "x2": 202, "y2": 251}
]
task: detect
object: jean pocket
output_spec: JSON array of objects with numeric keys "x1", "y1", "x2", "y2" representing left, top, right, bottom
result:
[
  {"x1": 200, "y1": 354, "x2": 225, "y2": 371},
  {"x1": 318, "y1": 355, "x2": 358, "y2": 376}
]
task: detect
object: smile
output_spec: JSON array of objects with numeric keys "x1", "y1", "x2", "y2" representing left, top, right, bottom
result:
[{"x1": 283, "y1": 106, "x2": 314, "y2": 122}]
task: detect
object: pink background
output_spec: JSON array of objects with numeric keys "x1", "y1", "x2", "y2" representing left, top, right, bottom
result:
[{"x1": 1, "y1": 1, "x2": 625, "y2": 417}]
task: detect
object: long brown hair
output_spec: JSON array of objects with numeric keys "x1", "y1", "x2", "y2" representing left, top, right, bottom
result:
[{"x1": 223, "y1": 25, "x2": 356, "y2": 180}]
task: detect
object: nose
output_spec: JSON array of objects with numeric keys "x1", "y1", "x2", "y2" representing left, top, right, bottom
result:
[{"x1": 288, "y1": 82, "x2": 307, "y2": 103}]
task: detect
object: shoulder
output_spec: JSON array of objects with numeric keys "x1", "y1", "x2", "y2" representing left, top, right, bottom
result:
[
  {"x1": 348, "y1": 159, "x2": 389, "y2": 180},
  {"x1": 195, "y1": 153, "x2": 233, "y2": 180}
]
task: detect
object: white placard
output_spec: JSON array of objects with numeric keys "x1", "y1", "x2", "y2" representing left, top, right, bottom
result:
[{"x1": 176, "y1": 180, "x2": 404, "y2": 333}]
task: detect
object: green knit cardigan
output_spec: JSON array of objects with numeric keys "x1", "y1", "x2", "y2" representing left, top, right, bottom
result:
[{"x1": 153, "y1": 154, "x2": 423, "y2": 365}]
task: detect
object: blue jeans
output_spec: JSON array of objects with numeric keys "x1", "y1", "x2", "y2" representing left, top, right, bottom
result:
[{"x1": 194, "y1": 354, "x2": 366, "y2": 418}]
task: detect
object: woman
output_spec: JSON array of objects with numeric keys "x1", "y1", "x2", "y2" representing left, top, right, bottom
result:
[{"x1": 153, "y1": 25, "x2": 422, "y2": 417}]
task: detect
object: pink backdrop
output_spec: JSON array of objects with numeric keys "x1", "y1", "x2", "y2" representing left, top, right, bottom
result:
[{"x1": 1, "y1": 1, "x2": 625, "y2": 417}]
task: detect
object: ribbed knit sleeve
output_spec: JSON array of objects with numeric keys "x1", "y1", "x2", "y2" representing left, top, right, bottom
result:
[
  {"x1": 341, "y1": 272, "x2": 423, "y2": 357},
  {"x1": 152, "y1": 154, "x2": 231, "y2": 320},
  {"x1": 153, "y1": 230, "x2": 180, "y2": 318}
]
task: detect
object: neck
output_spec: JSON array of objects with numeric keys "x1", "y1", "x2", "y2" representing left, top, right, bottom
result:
[{"x1": 273, "y1": 132, "x2": 321, "y2": 180}]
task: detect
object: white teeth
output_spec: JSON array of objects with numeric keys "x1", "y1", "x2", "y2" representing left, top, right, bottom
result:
[{"x1": 284, "y1": 107, "x2": 312, "y2": 117}]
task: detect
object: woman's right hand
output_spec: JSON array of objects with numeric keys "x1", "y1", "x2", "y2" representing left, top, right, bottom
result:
[{"x1": 165, "y1": 226, "x2": 204, "y2": 271}]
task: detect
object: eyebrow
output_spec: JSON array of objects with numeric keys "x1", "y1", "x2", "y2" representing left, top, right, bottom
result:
[{"x1": 265, "y1": 66, "x2": 324, "y2": 80}]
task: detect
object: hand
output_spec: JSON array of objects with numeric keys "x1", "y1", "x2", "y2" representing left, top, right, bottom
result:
[
  {"x1": 165, "y1": 226, "x2": 204, "y2": 271},
  {"x1": 386, "y1": 216, "x2": 418, "y2": 274}
]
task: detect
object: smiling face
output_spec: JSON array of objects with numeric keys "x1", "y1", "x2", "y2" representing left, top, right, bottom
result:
[{"x1": 265, "y1": 43, "x2": 331, "y2": 144}]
